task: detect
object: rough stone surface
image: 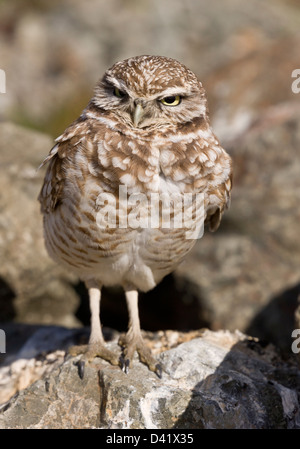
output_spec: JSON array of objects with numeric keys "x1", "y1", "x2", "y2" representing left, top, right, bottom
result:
[{"x1": 0, "y1": 326, "x2": 299, "y2": 429}]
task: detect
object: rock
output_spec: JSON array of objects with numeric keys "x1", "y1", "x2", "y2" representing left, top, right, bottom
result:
[
  {"x1": 0, "y1": 326, "x2": 299, "y2": 429},
  {"x1": 0, "y1": 323, "x2": 86, "y2": 405}
]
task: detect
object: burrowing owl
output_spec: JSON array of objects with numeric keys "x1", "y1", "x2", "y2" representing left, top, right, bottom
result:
[{"x1": 39, "y1": 55, "x2": 232, "y2": 378}]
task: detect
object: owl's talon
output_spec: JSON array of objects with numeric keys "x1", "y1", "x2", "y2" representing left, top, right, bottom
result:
[
  {"x1": 119, "y1": 356, "x2": 125, "y2": 371},
  {"x1": 119, "y1": 356, "x2": 131, "y2": 374},
  {"x1": 69, "y1": 342, "x2": 120, "y2": 379},
  {"x1": 155, "y1": 363, "x2": 162, "y2": 379},
  {"x1": 77, "y1": 360, "x2": 85, "y2": 379},
  {"x1": 125, "y1": 358, "x2": 130, "y2": 374}
]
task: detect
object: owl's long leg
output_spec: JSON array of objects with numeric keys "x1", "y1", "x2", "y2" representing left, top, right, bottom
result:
[
  {"x1": 119, "y1": 290, "x2": 162, "y2": 378},
  {"x1": 69, "y1": 281, "x2": 120, "y2": 378}
]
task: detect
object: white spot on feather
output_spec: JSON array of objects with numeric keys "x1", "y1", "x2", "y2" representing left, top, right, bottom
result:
[
  {"x1": 112, "y1": 157, "x2": 127, "y2": 170},
  {"x1": 198, "y1": 153, "x2": 208, "y2": 163},
  {"x1": 120, "y1": 173, "x2": 136, "y2": 187}
]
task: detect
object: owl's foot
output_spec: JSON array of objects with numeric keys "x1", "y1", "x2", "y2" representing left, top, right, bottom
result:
[
  {"x1": 69, "y1": 343, "x2": 120, "y2": 379},
  {"x1": 118, "y1": 333, "x2": 162, "y2": 379}
]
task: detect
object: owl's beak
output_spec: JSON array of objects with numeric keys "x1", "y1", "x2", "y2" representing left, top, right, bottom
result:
[{"x1": 133, "y1": 103, "x2": 144, "y2": 127}]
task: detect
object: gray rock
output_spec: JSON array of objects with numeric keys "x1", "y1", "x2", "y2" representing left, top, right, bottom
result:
[{"x1": 1, "y1": 327, "x2": 299, "y2": 429}]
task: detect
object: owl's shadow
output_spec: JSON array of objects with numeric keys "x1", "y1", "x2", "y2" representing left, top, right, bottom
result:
[{"x1": 73, "y1": 274, "x2": 211, "y2": 333}]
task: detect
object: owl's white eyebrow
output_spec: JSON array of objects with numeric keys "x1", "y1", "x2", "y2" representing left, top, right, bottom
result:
[
  {"x1": 100, "y1": 77, "x2": 126, "y2": 94},
  {"x1": 156, "y1": 89, "x2": 187, "y2": 99}
]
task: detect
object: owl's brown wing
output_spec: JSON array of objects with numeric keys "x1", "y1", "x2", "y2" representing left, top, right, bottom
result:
[
  {"x1": 181, "y1": 132, "x2": 232, "y2": 233},
  {"x1": 38, "y1": 146, "x2": 62, "y2": 214},
  {"x1": 38, "y1": 117, "x2": 91, "y2": 214},
  {"x1": 206, "y1": 173, "x2": 232, "y2": 232}
]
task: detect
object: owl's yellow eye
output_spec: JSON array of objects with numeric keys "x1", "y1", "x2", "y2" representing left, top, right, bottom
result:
[
  {"x1": 113, "y1": 87, "x2": 126, "y2": 98},
  {"x1": 160, "y1": 95, "x2": 181, "y2": 106}
]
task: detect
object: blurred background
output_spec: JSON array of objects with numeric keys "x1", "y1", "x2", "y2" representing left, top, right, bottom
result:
[{"x1": 0, "y1": 0, "x2": 300, "y2": 357}]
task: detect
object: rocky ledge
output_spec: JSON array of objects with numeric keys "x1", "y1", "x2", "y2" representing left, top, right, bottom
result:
[{"x1": 0, "y1": 325, "x2": 299, "y2": 429}]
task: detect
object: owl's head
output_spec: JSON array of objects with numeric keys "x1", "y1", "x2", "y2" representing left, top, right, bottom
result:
[{"x1": 92, "y1": 55, "x2": 208, "y2": 130}]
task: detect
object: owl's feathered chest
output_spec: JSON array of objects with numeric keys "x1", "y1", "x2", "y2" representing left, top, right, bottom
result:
[
  {"x1": 40, "y1": 115, "x2": 231, "y2": 220},
  {"x1": 79, "y1": 119, "x2": 229, "y2": 197}
]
